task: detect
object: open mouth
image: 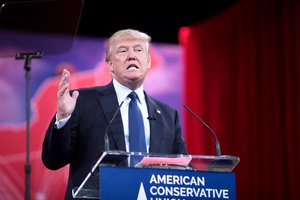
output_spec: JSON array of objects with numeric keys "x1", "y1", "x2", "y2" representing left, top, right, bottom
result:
[{"x1": 127, "y1": 64, "x2": 139, "y2": 70}]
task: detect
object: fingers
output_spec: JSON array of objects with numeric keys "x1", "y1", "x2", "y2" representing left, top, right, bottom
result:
[
  {"x1": 72, "y1": 90, "x2": 79, "y2": 101},
  {"x1": 58, "y1": 69, "x2": 70, "y2": 97}
]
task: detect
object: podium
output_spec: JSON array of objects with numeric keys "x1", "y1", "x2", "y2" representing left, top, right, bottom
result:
[{"x1": 72, "y1": 151, "x2": 240, "y2": 199}]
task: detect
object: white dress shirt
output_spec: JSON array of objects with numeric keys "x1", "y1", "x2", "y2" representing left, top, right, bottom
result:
[{"x1": 113, "y1": 79, "x2": 150, "y2": 153}]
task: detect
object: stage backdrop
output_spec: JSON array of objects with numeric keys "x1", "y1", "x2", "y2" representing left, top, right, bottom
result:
[
  {"x1": 180, "y1": 0, "x2": 299, "y2": 199},
  {"x1": 0, "y1": 36, "x2": 183, "y2": 199}
]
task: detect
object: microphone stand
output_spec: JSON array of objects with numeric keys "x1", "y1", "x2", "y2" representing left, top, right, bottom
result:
[
  {"x1": 15, "y1": 51, "x2": 43, "y2": 200},
  {"x1": 184, "y1": 104, "x2": 222, "y2": 156}
]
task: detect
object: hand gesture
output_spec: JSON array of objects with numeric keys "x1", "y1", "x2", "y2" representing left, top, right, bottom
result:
[{"x1": 56, "y1": 69, "x2": 79, "y2": 120}]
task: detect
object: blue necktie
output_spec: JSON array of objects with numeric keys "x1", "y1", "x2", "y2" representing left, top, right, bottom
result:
[{"x1": 128, "y1": 91, "x2": 146, "y2": 155}]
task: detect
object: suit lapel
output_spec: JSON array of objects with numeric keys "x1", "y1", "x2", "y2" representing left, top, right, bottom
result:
[
  {"x1": 98, "y1": 82, "x2": 126, "y2": 151},
  {"x1": 145, "y1": 93, "x2": 163, "y2": 153}
]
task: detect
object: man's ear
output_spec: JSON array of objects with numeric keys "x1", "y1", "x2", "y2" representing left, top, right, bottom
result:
[
  {"x1": 147, "y1": 55, "x2": 151, "y2": 69},
  {"x1": 108, "y1": 61, "x2": 114, "y2": 76}
]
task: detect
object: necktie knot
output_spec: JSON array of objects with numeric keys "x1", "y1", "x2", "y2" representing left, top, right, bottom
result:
[{"x1": 128, "y1": 91, "x2": 138, "y2": 100}]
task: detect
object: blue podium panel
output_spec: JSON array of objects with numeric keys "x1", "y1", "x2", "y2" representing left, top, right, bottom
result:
[{"x1": 100, "y1": 166, "x2": 236, "y2": 200}]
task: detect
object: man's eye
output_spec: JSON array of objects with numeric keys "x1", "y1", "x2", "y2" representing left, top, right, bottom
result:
[{"x1": 118, "y1": 49, "x2": 127, "y2": 53}]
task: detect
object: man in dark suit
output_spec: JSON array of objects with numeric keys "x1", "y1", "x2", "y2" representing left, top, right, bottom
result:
[{"x1": 42, "y1": 29, "x2": 187, "y2": 199}]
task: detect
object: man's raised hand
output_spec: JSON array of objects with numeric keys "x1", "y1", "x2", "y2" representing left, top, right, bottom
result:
[{"x1": 57, "y1": 69, "x2": 79, "y2": 120}]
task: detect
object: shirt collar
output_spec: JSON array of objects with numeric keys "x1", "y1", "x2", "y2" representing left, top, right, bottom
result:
[{"x1": 113, "y1": 79, "x2": 145, "y2": 104}]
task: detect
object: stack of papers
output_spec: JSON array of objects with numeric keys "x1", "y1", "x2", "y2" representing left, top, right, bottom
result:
[{"x1": 135, "y1": 155, "x2": 193, "y2": 170}]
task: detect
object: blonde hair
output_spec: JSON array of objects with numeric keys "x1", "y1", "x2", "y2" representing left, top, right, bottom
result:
[{"x1": 105, "y1": 29, "x2": 151, "y2": 62}]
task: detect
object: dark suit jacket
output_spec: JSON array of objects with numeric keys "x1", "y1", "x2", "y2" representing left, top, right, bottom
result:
[{"x1": 42, "y1": 81, "x2": 187, "y2": 199}]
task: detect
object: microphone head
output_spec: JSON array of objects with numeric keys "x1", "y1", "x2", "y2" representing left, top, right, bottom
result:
[{"x1": 147, "y1": 115, "x2": 156, "y2": 120}]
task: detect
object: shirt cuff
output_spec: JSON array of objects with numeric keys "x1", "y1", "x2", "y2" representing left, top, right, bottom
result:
[{"x1": 54, "y1": 114, "x2": 71, "y2": 129}]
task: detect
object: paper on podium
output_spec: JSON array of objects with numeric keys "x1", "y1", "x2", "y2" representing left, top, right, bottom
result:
[{"x1": 135, "y1": 155, "x2": 193, "y2": 169}]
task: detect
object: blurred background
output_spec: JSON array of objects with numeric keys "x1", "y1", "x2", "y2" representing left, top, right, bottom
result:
[{"x1": 0, "y1": 0, "x2": 299, "y2": 199}]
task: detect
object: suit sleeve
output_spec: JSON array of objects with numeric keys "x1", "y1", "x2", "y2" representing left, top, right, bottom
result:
[{"x1": 41, "y1": 112, "x2": 79, "y2": 170}]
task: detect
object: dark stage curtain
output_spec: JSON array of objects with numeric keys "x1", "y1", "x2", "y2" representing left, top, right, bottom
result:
[{"x1": 180, "y1": 0, "x2": 299, "y2": 199}]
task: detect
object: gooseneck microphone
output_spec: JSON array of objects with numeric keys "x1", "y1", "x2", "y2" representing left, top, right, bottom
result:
[
  {"x1": 183, "y1": 105, "x2": 222, "y2": 156},
  {"x1": 104, "y1": 101, "x2": 124, "y2": 151}
]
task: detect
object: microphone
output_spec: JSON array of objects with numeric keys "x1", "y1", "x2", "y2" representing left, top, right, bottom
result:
[
  {"x1": 147, "y1": 115, "x2": 156, "y2": 120},
  {"x1": 147, "y1": 108, "x2": 162, "y2": 120},
  {"x1": 183, "y1": 104, "x2": 222, "y2": 156},
  {"x1": 104, "y1": 101, "x2": 124, "y2": 151}
]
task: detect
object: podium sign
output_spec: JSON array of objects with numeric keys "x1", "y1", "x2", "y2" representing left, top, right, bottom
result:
[{"x1": 100, "y1": 166, "x2": 236, "y2": 200}]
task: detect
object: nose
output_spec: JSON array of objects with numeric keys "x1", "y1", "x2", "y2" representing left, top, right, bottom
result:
[{"x1": 127, "y1": 48, "x2": 136, "y2": 60}]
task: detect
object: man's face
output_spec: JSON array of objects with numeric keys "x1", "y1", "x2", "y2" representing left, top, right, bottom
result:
[{"x1": 108, "y1": 39, "x2": 151, "y2": 90}]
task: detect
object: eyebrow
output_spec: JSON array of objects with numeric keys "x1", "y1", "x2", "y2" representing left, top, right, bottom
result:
[{"x1": 117, "y1": 44, "x2": 144, "y2": 49}]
